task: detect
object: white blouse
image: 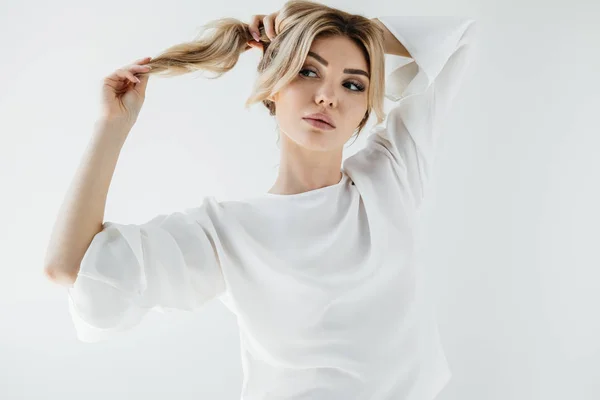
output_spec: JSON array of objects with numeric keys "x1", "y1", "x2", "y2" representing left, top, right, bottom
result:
[{"x1": 67, "y1": 15, "x2": 478, "y2": 400}]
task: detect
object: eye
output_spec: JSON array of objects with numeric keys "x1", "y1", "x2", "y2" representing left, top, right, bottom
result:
[
  {"x1": 299, "y1": 68, "x2": 318, "y2": 78},
  {"x1": 299, "y1": 68, "x2": 366, "y2": 93},
  {"x1": 346, "y1": 81, "x2": 366, "y2": 92}
]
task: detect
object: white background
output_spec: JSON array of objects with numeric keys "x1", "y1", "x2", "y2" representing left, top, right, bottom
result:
[{"x1": 1, "y1": 0, "x2": 598, "y2": 399}]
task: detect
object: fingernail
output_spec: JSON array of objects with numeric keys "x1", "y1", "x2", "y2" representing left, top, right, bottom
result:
[{"x1": 252, "y1": 32, "x2": 260, "y2": 42}]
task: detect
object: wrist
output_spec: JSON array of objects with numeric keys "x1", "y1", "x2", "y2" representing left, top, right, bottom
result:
[
  {"x1": 97, "y1": 115, "x2": 135, "y2": 129},
  {"x1": 92, "y1": 118, "x2": 133, "y2": 145}
]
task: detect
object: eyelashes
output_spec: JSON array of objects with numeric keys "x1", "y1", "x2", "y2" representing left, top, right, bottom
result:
[{"x1": 299, "y1": 68, "x2": 366, "y2": 92}]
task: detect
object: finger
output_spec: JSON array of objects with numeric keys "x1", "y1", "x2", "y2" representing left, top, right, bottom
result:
[
  {"x1": 103, "y1": 79, "x2": 122, "y2": 91},
  {"x1": 125, "y1": 64, "x2": 152, "y2": 81},
  {"x1": 273, "y1": 12, "x2": 281, "y2": 34},
  {"x1": 135, "y1": 69, "x2": 150, "y2": 93},
  {"x1": 263, "y1": 14, "x2": 276, "y2": 40},
  {"x1": 130, "y1": 64, "x2": 152, "y2": 73},
  {"x1": 133, "y1": 56, "x2": 152, "y2": 65},
  {"x1": 243, "y1": 41, "x2": 254, "y2": 52},
  {"x1": 117, "y1": 68, "x2": 140, "y2": 84},
  {"x1": 246, "y1": 40, "x2": 264, "y2": 51},
  {"x1": 249, "y1": 14, "x2": 266, "y2": 41},
  {"x1": 106, "y1": 63, "x2": 149, "y2": 84},
  {"x1": 248, "y1": 15, "x2": 258, "y2": 41},
  {"x1": 104, "y1": 72, "x2": 132, "y2": 86}
]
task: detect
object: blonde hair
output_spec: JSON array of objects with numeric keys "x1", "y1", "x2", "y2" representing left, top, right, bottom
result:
[{"x1": 143, "y1": 0, "x2": 387, "y2": 143}]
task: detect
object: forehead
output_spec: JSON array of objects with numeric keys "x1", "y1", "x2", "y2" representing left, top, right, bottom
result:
[{"x1": 307, "y1": 35, "x2": 368, "y2": 69}]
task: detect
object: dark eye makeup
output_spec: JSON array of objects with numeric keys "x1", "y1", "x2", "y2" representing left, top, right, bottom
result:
[{"x1": 299, "y1": 67, "x2": 367, "y2": 93}]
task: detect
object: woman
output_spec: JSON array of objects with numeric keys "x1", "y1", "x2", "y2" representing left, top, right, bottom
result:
[{"x1": 44, "y1": 1, "x2": 477, "y2": 399}]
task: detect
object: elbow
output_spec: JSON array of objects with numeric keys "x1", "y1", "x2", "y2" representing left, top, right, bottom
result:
[{"x1": 44, "y1": 265, "x2": 78, "y2": 287}]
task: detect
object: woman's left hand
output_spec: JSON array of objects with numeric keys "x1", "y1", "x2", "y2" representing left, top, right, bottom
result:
[{"x1": 246, "y1": 11, "x2": 280, "y2": 52}]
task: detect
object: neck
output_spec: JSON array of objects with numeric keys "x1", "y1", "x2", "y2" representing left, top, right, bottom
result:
[{"x1": 268, "y1": 134, "x2": 343, "y2": 196}]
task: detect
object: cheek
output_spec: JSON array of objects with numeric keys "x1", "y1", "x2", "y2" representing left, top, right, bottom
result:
[
  {"x1": 285, "y1": 83, "x2": 309, "y2": 103},
  {"x1": 347, "y1": 99, "x2": 368, "y2": 125},
  {"x1": 275, "y1": 84, "x2": 305, "y2": 108}
]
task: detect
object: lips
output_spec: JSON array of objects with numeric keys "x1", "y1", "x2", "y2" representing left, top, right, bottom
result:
[
  {"x1": 303, "y1": 118, "x2": 335, "y2": 130},
  {"x1": 304, "y1": 113, "x2": 335, "y2": 128},
  {"x1": 305, "y1": 118, "x2": 333, "y2": 128}
]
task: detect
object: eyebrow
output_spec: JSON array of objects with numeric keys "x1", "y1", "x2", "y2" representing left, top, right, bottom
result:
[{"x1": 307, "y1": 51, "x2": 370, "y2": 79}]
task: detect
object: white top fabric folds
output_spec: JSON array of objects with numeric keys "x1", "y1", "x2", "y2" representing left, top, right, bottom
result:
[{"x1": 66, "y1": 15, "x2": 478, "y2": 400}]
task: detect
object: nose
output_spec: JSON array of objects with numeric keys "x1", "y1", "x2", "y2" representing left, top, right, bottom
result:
[{"x1": 315, "y1": 84, "x2": 337, "y2": 108}]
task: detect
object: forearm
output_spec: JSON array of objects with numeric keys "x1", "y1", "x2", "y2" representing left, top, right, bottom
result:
[
  {"x1": 44, "y1": 119, "x2": 132, "y2": 285},
  {"x1": 372, "y1": 18, "x2": 412, "y2": 58}
]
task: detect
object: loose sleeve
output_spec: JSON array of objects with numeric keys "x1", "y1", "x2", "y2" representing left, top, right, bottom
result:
[
  {"x1": 66, "y1": 196, "x2": 227, "y2": 343},
  {"x1": 366, "y1": 16, "x2": 478, "y2": 210}
]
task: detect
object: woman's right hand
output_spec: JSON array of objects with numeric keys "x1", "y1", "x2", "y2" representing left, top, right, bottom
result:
[{"x1": 100, "y1": 56, "x2": 153, "y2": 126}]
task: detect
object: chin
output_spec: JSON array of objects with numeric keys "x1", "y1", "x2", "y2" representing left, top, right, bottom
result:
[
  {"x1": 300, "y1": 132, "x2": 339, "y2": 151},
  {"x1": 282, "y1": 124, "x2": 339, "y2": 151}
]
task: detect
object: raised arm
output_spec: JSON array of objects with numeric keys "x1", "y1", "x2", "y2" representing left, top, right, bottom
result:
[
  {"x1": 44, "y1": 56, "x2": 152, "y2": 285},
  {"x1": 44, "y1": 119, "x2": 132, "y2": 286},
  {"x1": 372, "y1": 18, "x2": 412, "y2": 58},
  {"x1": 366, "y1": 16, "x2": 478, "y2": 210}
]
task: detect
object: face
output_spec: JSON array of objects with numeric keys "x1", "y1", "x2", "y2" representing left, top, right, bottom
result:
[{"x1": 269, "y1": 35, "x2": 370, "y2": 152}]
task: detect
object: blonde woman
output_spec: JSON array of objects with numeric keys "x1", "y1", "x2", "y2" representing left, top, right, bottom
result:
[{"x1": 44, "y1": 1, "x2": 477, "y2": 398}]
